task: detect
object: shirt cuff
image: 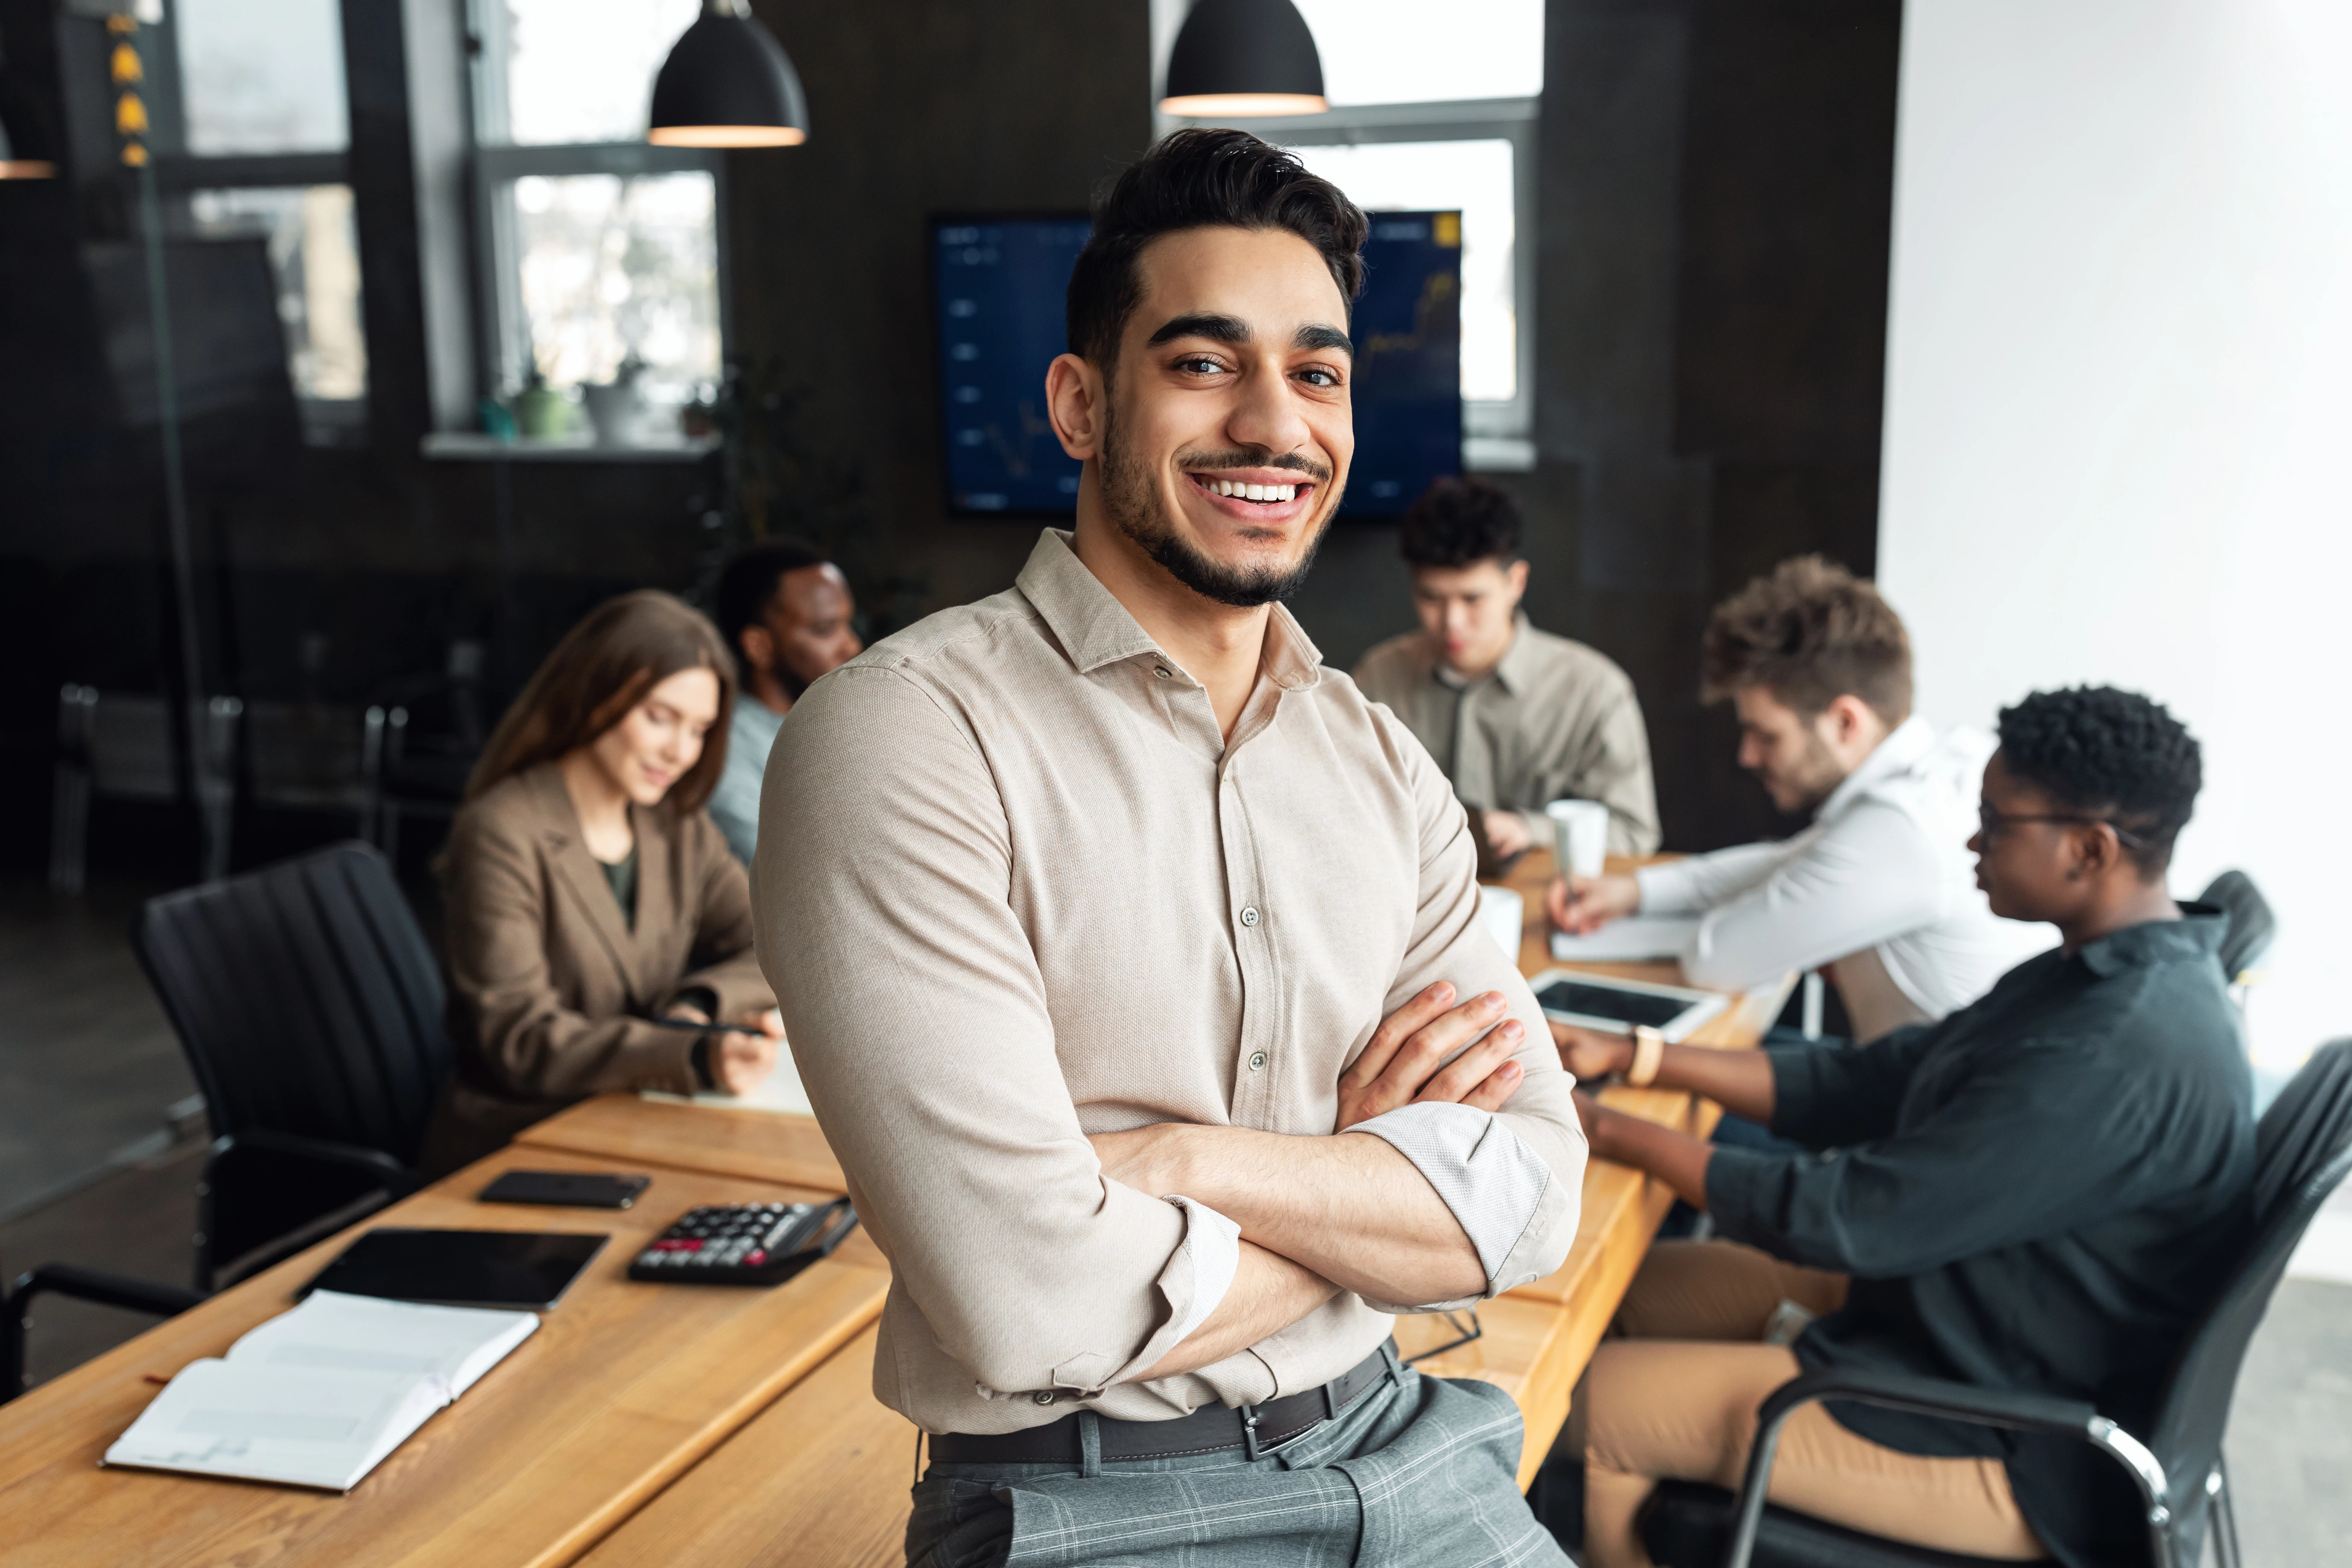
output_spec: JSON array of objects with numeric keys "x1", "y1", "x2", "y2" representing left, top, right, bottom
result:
[
  {"x1": 1056, "y1": 1194, "x2": 1241, "y2": 1396},
  {"x1": 1351, "y1": 1102, "x2": 1552, "y2": 1301},
  {"x1": 1635, "y1": 860, "x2": 1703, "y2": 915},
  {"x1": 1156, "y1": 1195, "x2": 1242, "y2": 1346}
]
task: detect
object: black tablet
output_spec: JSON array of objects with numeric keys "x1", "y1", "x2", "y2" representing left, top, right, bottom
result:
[{"x1": 302, "y1": 1228, "x2": 607, "y2": 1310}]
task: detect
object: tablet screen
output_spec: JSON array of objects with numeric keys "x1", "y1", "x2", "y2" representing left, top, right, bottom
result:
[
  {"x1": 1534, "y1": 979, "x2": 1694, "y2": 1031},
  {"x1": 302, "y1": 1229, "x2": 606, "y2": 1311}
]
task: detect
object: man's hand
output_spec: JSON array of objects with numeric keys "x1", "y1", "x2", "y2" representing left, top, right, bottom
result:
[
  {"x1": 710, "y1": 1008, "x2": 783, "y2": 1096},
  {"x1": 1335, "y1": 982, "x2": 1526, "y2": 1132},
  {"x1": 1551, "y1": 1019, "x2": 1633, "y2": 1081},
  {"x1": 1573, "y1": 1085, "x2": 1712, "y2": 1207},
  {"x1": 1546, "y1": 871, "x2": 1641, "y2": 934},
  {"x1": 1570, "y1": 1086, "x2": 1620, "y2": 1157},
  {"x1": 1481, "y1": 809, "x2": 1534, "y2": 861}
]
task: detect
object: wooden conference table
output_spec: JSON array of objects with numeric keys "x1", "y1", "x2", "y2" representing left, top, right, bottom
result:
[{"x1": 0, "y1": 850, "x2": 1785, "y2": 1568}]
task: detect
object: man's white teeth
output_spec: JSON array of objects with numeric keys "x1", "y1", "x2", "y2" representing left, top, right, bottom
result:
[{"x1": 1207, "y1": 479, "x2": 1296, "y2": 501}]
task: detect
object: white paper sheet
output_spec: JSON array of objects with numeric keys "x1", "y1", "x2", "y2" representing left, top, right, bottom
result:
[{"x1": 1548, "y1": 915, "x2": 1700, "y2": 964}]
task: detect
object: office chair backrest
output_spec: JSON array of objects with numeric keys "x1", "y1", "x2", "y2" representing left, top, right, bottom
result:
[
  {"x1": 2145, "y1": 1039, "x2": 2352, "y2": 1542},
  {"x1": 2196, "y1": 870, "x2": 2277, "y2": 983},
  {"x1": 133, "y1": 841, "x2": 452, "y2": 1167}
]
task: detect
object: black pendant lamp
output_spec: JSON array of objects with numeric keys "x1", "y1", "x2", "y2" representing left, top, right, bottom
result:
[
  {"x1": 1160, "y1": 0, "x2": 1328, "y2": 118},
  {"x1": 648, "y1": 0, "x2": 809, "y2": 148}
]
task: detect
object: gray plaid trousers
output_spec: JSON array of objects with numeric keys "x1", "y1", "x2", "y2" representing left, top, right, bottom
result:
[{"x1": 906, "y1": 1354, "x2": 1572, "y2": 1567}]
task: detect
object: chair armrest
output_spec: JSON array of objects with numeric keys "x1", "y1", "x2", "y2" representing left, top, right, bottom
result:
[
  {"x1": 1754, "y1": 1366, "x2": 2098, "y2": 1440},
  {"x1": 1723, "y1": 1367, "x2": 2174, "y2": 1568},
  {"x1": 4, "y1": 1264, "x2": 208, "y2": 1402},
  {"x1": 212, "y1": 1130, "x2": 419, "y2": 1197}
]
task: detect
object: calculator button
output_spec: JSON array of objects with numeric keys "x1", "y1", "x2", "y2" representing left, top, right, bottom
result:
[{"x1": 746, "y1": 1250, "x2": 767, "y2": 1265}]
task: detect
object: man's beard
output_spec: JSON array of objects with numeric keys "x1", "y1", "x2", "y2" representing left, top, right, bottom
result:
[
  {"x1": 1097, "y1": 401, "x2": 1338, "y2": 609},
  {"x1": 1772, "y1": 731, "x2": 1847, "y2": 816}
]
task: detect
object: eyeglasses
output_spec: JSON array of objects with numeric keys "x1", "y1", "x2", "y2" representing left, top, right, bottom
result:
[{"x1": 1976, "y1": 802, "x2": 2147, "y2": 849}]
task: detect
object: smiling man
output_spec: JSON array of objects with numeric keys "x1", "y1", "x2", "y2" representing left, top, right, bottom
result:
[{"x1": 758, "y1": 130, "x2": 1582, "y2": 1566}]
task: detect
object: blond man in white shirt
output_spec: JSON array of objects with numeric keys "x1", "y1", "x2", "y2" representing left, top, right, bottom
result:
[{"x1": 1549, "y1": 556, "x2": 2046, "y2": 1044}]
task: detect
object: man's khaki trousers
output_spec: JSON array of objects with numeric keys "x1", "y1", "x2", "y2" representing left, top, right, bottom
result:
[{"x1": 1573, "y1": 1241, "x2": 2047, "y2": 1567}]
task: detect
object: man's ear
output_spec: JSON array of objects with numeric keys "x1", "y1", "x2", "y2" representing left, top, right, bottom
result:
[
  {"x1": 1820, "y1": 694, "x2": 1877, "y2": 749},
  {"x1": 2065, "y1": 821, "x2": 2117, "y2": 882},
  {"x1": 1046, "y1": 352, "x2": 1105, "y2": 461},
  {"x1": 738, "y1": 624, "x2": 775, "y2": 677},
  {"x1": 1504, "y1": 558, "x2": 1531, "y2": 603}
]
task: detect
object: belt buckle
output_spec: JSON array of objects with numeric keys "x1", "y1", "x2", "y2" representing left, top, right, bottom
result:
[{"x1": 1238, "y1": 1399, "x2": 1323, "y2": 1463}]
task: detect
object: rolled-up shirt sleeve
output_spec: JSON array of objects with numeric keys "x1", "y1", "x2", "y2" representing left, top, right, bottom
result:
[
  {"x1": 1365, "y1": 708, "x2": 1588, "y2": 1303},
  {"x1": 758, "y1": 666, "x2": 1219, "y2": 1399}
]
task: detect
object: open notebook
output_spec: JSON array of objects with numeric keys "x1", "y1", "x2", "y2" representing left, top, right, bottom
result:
[
  {"x1": 644, "y1": 1049, "x2": 815, "y2": 1116},
  {"x1": 104, "y1": 1290, "x2": 537, "y2": 1491}
]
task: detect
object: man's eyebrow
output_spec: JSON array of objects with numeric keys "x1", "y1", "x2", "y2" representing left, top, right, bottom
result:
[
  {"x1": 1294, "y1": 324, "x2": 1354, "y2": 356},
  {"x1": 1146, "y1": 312, "x2": 1250, "y2": 347}
]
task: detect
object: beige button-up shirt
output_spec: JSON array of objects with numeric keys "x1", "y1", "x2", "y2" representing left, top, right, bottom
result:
[
  {"x1": 758, "y1": 531, "x2": 1584, "y2": 1435},
  {"x1": 1354, "y1": 618, "x2": 1661, "y2": 857}
]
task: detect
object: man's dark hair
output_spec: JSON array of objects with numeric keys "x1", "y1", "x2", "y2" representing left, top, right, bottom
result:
[
  {"x1": 1399, "y1": 477, "x2": 1523, "y2": 569},
  {"x1": 1066, "y1": 128, "x2": 1368, "y2": 378},
  {"x1": 1996, "y1": 686, "x2": 2201, "y2": 875},
  {"x1": 1700, "y1": 555, "x2": 1912, "y2": 724},
  {"x1": 715, "y1": 539, "x2": 829, "y2": 659}
]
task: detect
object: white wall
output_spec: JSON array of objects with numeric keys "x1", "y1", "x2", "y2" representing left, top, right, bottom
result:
[{"x1": 1878, "y1": 0, "x2": 2352, "y2": 1074}]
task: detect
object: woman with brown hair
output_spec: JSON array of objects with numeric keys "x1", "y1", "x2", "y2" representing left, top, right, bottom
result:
[{"x1": 418, "y1": 589, "x2": 780, "y2": 1174}]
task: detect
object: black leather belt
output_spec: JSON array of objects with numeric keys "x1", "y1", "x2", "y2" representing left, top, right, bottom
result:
[{"x1": 931, "y1": 1341, "x2": 1396, "y2": 1466}]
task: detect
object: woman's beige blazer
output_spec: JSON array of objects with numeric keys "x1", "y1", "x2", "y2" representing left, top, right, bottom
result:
[{"x1": 419, "y1": 761, "x2": 772, "y2": 1174}]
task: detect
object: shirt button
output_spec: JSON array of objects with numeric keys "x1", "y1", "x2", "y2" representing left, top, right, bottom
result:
[
  {"x1": 1249, "y1": 1052, "x2": 1268, "y2": 1072},
  {"x1": 1239, "y1": 906, "x2": 1260, "y2": 928},
  {"x1": 1153, "y1": 666, "x2": 1172, "y2": 679},
  {"x1": 1033, "y1": 1390, "x2": 1056, "y2": 1405}
]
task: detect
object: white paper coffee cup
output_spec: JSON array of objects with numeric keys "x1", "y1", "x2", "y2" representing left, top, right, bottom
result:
[{"x1": 1545, "y1": 798, "x2": 1611, "y2": 879}]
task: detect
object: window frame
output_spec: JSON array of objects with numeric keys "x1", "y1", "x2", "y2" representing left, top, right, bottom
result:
[
  {"x1": 93, "y1": 0, "x2": 374, "y2": 446},
  {"x1": 462, "y1": 0, "x2": 732, "y2": 406},
  {"x1": 1211, "y1": 98, "x2": 1538, "y2": 468}
]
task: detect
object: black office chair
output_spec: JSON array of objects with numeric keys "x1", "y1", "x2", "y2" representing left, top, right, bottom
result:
[
  {"x1": 1638, "y1": 1039, "x2": 2352, "y2": 1568},
  {"x1": 133, "y1": 840, "x2": 455, "y2": 1288},
  {"x1": 4, "y1": 844, "x2": 453, "y2": 1401},
  {"x1": 2196, "y1": 871, "x2": 2277, "y2": 988}
]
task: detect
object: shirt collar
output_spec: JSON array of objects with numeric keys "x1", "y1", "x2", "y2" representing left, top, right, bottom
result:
[
  {"x1": 1815, "y1": 714, "x2": 1936, "y2": 821},
  {"x1": 2077, "y1": 906, "x2": 2227, "y2": 978},
  {"x1": 1432, "y1": 613, "x2": 1535, "y2": 695},
  {"x1": 1014, "y1": 528, "x2": 1324, "y2": 691}
]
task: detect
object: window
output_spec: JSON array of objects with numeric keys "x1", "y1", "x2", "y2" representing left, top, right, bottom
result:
[
  {"x1": 101, "y1": 0, "x2": 370, "y2": 444},
  {"x1": 470, "y1": 0, "x2": 724, "y2": 424},
  {"x1": 1153, "y1": 0, "x2": 1542, "y2": 466},
  {"x1": 1290, "y1": 0, "x2": 1543, "y2": 106},
  {"x1": 173, "y1": 0, "x2": 348, "y2": 155},
  {"x1": 187, "y1": 186, "x2": 368, "y2": 406}
]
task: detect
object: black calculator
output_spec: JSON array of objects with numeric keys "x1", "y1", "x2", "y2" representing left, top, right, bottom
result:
[{"x1": 626, "y1": 1196, "x2": 858, "y2": 1285}]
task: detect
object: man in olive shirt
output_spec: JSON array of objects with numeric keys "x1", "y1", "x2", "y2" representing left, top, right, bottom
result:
[
  {"x1": 1354, "y1": 478, "x2": 1659, "y2": 860},
  {"x1": 761, "y1": 131, "x2": 1581, "y2": 1565},
  {"x1": 1550, "y1": 686, "x2": 2251, "y2": 1568}
]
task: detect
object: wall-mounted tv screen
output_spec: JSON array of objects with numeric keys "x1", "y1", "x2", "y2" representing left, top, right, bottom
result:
[{"x1": 931, "y1": 212, "x2": 1462, "y2": 519}]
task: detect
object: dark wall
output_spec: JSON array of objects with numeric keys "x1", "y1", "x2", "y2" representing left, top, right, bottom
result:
[
  {"x1": 732, "y1": 0, "x2": 1153, "y2": 614},
  {"x1": 0, "y1": 0, "x2": 1154, "y2": 875},
  {"x1": 0, "y1": 0, "x2": 1898, "y2": 873},
  {"x1": 1509, "y1": 0, "x2": 1901, "y2": 850}
]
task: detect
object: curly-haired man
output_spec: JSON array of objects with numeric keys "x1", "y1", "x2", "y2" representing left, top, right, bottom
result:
[{"x1": 1548, "y1": 685, "x2": 2253, "y2": 1568}]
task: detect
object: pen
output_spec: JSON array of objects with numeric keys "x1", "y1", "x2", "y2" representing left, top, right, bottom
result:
[{"x1": 642, "y1": 1017, "x2": 776, "y2": 1037}]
